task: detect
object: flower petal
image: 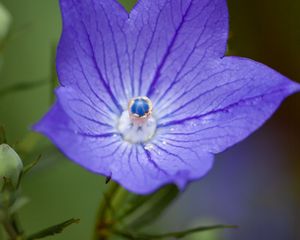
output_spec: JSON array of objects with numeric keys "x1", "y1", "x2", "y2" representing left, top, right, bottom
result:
[
  {"x1": 57, "y1": 0, "x2": 130, "y2": 112},
  {"x1": 127, "y1": 0, "x2": 228, "y2": 98},
  {"x1": 55, "y1": 86, "x2": 116, "y2": 135},
  {"x1": 109, "y1": 143, "x2": 214, "y2": 194},
  {"x1": 33, "y1": 102, "x2": 122, "y2": 176},
  {"x1": 157, "y1": 56, "x2": 300, "y2": 153}
]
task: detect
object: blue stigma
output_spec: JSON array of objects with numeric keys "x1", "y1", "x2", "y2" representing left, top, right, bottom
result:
[{"x1": 130, "y1": 98, "x2": 150, "y2": 117}]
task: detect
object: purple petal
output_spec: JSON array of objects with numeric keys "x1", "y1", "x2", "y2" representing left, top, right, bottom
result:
[
  {"x1": 33, "y1": 102, "x2": 120, "y2": 177},
  {"x1": 108, "y1": 143, "x2": 214, "y2": 194},
  {"x1": 128, "y1": 0, "x2": 228, "y2": 98},
  {"x1": 157, "y1": 56, "x2": 300, "y2": 154},
  {"x1": 57, "y1": 0, "x2": 130, "y2": 112},
  {"x1": 55, "y1": 86, "x2": 116, "y2": 135}
]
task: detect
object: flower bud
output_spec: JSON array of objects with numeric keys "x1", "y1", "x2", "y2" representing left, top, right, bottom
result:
[
  {"x1": 0, "y1": 2, "x2": 11, "y2": 42},
  {"x1": 0, "y1": 144, "x2": 23, "y2": 189}
]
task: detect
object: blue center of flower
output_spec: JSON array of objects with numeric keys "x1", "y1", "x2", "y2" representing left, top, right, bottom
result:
[{"x1": 130, "y1": 98, "x2": 150, "y2": 117}]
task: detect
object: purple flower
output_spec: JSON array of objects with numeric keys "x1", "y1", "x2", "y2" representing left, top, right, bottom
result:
[{"x1": 34, "y1": 0, "x2": 299, "y2": 194}]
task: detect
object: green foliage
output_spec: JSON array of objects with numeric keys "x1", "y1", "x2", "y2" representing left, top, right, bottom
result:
[
  {"x1": 0, "y1": 142, "x2": 79, "y2": 240},
  {"x1": 93, "y1": 183, "x2": 236, "y2": 240},
  {"x1": 114, "y1": 225, "x2": 237, "y2": 240},
  {"x1": 26, "y1": 219, "x2": 80, "y2": 240},
  {"x1": 119, "y1": 185, "x2": 179, "y2": 229}
]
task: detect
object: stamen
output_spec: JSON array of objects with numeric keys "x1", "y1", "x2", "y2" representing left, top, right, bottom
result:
[
  {"x1": 117, "y1": 97, "x2": 156, "y2": 143},
  {"x1": 128, "y1": 96, "x2": 153, "y2": 125}
]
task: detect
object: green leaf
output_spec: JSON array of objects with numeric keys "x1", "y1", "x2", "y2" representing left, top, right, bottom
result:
[
  {"x1": 116, "y1": 192, "x2": 151, "y2": 220},
  {"x1": 151, "y1": 224, "x2": 238, "y2": 239},
  {"x1": 122, "y1": 185, "x2": 179, "y2": 229},
  {"x1": 114, "y1": 224, "x2": 238, "y2": 240},
  {"x1": 26, "y1": 218, "x2": 80, "y2": 240},
  {"x1": 94, "y1": 184, "x2": 178, "y2": 240},
  {"x1": 0, "y1": 79, "x2": 48, "y2": 99}
]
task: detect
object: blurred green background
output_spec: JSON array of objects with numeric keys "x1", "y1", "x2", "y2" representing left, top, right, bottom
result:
[{"x1": 0, "y1": 0, "x2": 299, "y2": 239}]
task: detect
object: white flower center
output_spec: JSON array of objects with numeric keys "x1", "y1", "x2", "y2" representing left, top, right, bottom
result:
[{"x1": 117, "y1": 97, "x2": 157, "y2": 144}]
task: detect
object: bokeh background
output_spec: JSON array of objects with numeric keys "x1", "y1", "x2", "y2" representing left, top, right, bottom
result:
[{"x1": 0, "y1": 0, "x2": 299, "y2": 239}]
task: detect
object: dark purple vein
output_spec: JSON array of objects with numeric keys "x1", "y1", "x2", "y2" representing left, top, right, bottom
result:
[{"x1": 146, "y1": 1, "x2": 194, "y2": 97}]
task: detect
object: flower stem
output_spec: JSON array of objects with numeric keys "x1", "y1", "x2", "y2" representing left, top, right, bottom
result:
[
  {"x1": 2, "y1": 215, "x2": 23, "y2": 240},
  {"x1": 0, "y1": 187, "x2": 23, "y2": 240},
  {"x1": 93, "y1": 181, "x2": 120, "y2": 240},
  {"x1": 3, "y1": 220, "x2": 19, "y2": 240}
]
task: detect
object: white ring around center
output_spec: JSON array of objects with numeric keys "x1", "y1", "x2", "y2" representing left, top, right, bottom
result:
[{"x1": 117, "y1": 111, "x2": 157, "y2": 144}]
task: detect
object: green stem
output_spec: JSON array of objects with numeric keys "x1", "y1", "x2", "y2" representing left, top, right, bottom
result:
[
  {"x1": 2, "y1": 215, "x2": 23, "y2": 240},
  {"x1": 11, "y1": 214, "x2": 23, "y2": 236},
  {"x1": 1, "y1": 189, "x2": 23, "y2": 240},
  {"x1": 93, "y1": 182, "x2": 120, "y2": 240},
  {"x1": 3, "y1": 220, "x2": 19, "y2": 240}
]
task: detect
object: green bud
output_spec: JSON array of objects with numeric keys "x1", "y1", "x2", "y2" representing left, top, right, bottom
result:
[
  {"x1": 0, "y1": 3, "x2": 11, "y2": 70},
  {"x1": 0, "y1": 2, "x2": 11, "y2": 42},
  {"x1": 0, "y1": 144, "x2": 23, "y2": 189}
]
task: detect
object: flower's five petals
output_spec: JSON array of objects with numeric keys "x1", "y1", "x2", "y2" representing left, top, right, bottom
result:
[{"x1": 34, "y1": 0, "x2": 300, "y2": 194}]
